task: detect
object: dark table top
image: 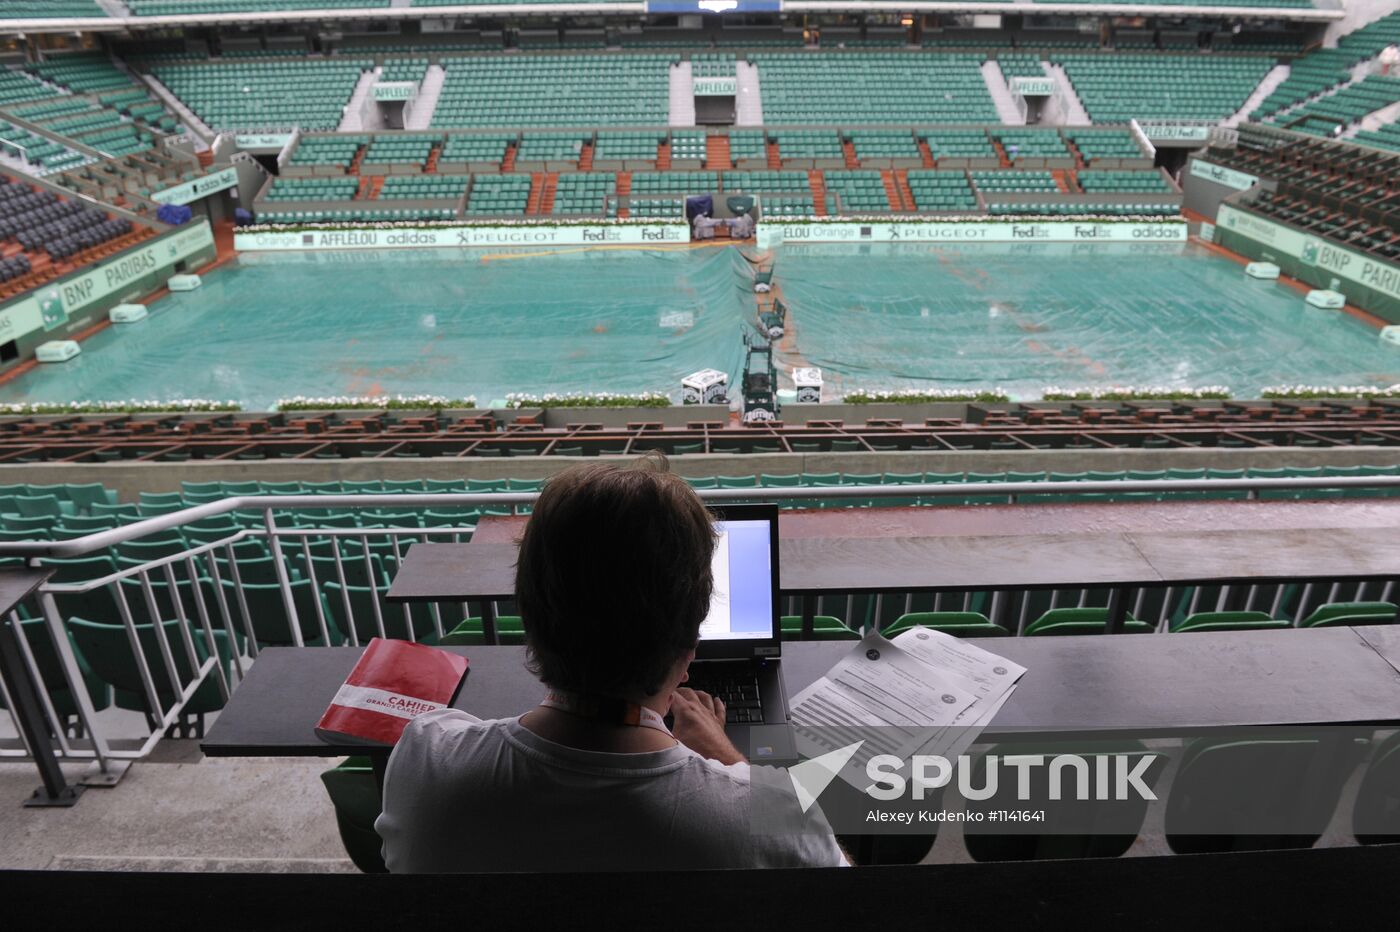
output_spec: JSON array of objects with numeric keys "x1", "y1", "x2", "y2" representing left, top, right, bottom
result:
[
  {"x1": 386, "y1": 524, "x2": 1400, "y2": 602},
  {"x1": 202, "y1": 626, "x2": 1400, "y2": 758},
  {"x1": 0, "y1": 568, "x2": 52, "y2": 617}
]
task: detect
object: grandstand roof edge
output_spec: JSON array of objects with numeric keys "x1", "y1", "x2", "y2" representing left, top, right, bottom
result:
[{"x1": 0, "y1": 2, "x2": 1345, "y2": 34}]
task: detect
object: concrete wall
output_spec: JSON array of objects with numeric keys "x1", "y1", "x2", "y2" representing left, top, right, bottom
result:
[
  {"x1": 10, "y1": 444, "x2": 1400, "y2": 503},
  {"x1": 0, "y1": 226, "x2": 218, "y2": 377}
]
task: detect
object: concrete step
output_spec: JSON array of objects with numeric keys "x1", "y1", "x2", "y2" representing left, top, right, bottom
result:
[
  {"x1": 981, "y1": 60, "x2": 1025, "y2": 126},
  {"x1": 735, "y1": 61, "x2": 763, "y2": 127},
  {"x1": 338, "y1": 67, "x2": 381, "y2": 132},
  {"x1": 669, "y1": 60, "x2": 695, "y2": 127},
  {"x1": 405, "y1": 64, "x2": 446, "y2": 131}
]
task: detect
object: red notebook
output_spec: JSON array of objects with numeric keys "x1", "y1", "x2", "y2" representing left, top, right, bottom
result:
[{"x1": 315, "y1": 638, "x2": 470, "y2": 747}]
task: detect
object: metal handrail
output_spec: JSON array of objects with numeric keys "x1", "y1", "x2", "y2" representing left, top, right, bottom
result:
[
  {"x1": 3, "y1": 475, "x2": 1400, "y2": 559},
  {"x1": 3, "y1": 474, "x2": 1398, "y2": 789}
]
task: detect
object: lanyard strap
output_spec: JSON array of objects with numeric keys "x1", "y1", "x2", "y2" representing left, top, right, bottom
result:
[{"x1": 540, "y1": 690, "x2": 672, "y2": 736}]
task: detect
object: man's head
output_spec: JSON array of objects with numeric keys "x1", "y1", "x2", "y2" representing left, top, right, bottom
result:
[{"x1": 515, "y1": 455, "x2": 717, "y2": 701}]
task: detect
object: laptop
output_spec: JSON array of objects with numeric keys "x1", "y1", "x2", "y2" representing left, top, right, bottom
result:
[{"x1": 675, "y1": 503, "x2": 796, "y2": 762}]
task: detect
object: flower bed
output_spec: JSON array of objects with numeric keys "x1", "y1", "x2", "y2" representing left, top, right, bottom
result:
[
  {"x1": 843, "y1": 389, "x2": 1011, "y2": 404},
  {"x1": 0, "y1": 400, "x2": 241, "y2": 415},
  {"x1": 274, "y1": 395, "x2": 477, "y2": 411},
  {"x1": 1259, "y1": 385, "x2": 1400, "y2": 400},
  {"x1": 1039, "y1": 386, "x2": 1231, "y2": 402},
  {"x1": 504, "y1": 392, "x2": 671, "y2": 409}
]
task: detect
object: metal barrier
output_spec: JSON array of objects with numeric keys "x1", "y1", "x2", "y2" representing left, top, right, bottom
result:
[{"x1": 0, "y1": 475, "x2": 1398, "y2": 789}]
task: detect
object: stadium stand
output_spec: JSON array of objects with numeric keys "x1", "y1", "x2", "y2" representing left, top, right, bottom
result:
[
  {"x1": 1056, "y1": 53, "x2": 1274, "y2": 123},
  {"x1": 148, "y1": 58, "x2": 372, "y2": 131},
  {"x1": 288, "y1": 134, "x2": 367, "y2": 170},
  {"x1": 378, "y1": 175, "x2": 469, "y2": 200},
  {"x1": 437, "y1": 133, "x2": 514, "y2": 172},
  {"x1": 823, "y1": 170, "x2": 892, "y2": 213},
  {"x1": 923, "y1": 129, "x2": 999, "y2": 162},
  {"x1": 360, "y1": 134, "x2": 439, "y2": 170},
  {"x1": 1205, "y1": 123, "x2": 1400, "y2": 260},
  {"x1": 128, "y1": 1, "x2": 390, "y2": 13},
  {"x1": 1282, "y1": 76, "x2": 1400, "y2": 137},
  {"x1": 263, "y1": 176, "x2": 358, "y2": 202},
  {"x1": 463, "y1": 173, "x2": 531, "y2": 215},
  {"x1": 0, "y1": 1, "x2": 108, "y2": 17},
  {"x1": 1354, "y1": 120, "x2": 1400, "y2": 154},
  {"x1": 1252, "y1": 12, "x2": 1400, "y2": 123},
  {"x1": 906, "y1": 169, "x2": 979, "y2": 211},
  {"x1": 551, "y1": 172, "x2": 617, "y2": 217},
  {"x1": 431, "y1": 55, "x2": 670, "y2": 128},
  {"x1": 751, "y1": 53, "x2": 999, "y2": 124}
]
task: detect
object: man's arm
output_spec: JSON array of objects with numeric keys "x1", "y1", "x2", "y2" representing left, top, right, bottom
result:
[{"x1": 670, "y1": 687, "x2": 745, "y2": 765}]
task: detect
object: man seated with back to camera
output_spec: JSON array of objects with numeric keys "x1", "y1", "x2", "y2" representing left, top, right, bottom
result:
[{"x1": 376, "y1": 455, "x2": 849, "y2": 872}]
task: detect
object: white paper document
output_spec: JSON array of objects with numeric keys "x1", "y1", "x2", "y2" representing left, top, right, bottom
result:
[{"x1": 788, "y1": 627, "x2": 1026, "y2": 790}]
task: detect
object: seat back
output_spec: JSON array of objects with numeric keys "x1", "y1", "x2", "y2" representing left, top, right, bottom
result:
[
  {"x1": 68, "y1": 617, "x2": 230, "y2": 715},
  {"x1": 779, "y1": 615, "x2": 859, "y2": 641},
  {"x1": 323, "y1": 582, "x2": 459, "y2": 644},
  {"x1": 964, "y1": 743, "x2": 1165, "y2": 862},
  {"x1": 320, "y1": 757, "x2": 388, "y2": 873},
  {"x1": 1172, "y1": 611, "x2": 1291, "y2": 633},
  {"x1": 1354, "y1": 732, "x2": 1400, "y2": 845},
  {"x1": 226, "y1": 579, "x2": 338, "y2": 646},
  {"x1": 1302, "y1": 601, "x2": 1397, "y2": 628},
  {"x1": 1165, "y1": 737, "x2": 1358, "y2": 854},
  {"x1": 1025, "y1": 608, "x2": 1152, "y2": 636},
  {"x1": 883, "y1": 611, "x2": 1006, "y2": 638}
]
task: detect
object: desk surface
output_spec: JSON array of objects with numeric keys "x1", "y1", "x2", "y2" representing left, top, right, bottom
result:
[
  {"x1": 468, "y1": 499, "x2": 1400, "y2": 543},
  {"x1": 387, "y1": 524, "x2": 1400, "y2": 602},
  {"x1": 202, "y1": 627, "x2": 1400, "y2": 758},
  {"x1": 0, "y1": 568, "x2": 52, "y2": 617}
]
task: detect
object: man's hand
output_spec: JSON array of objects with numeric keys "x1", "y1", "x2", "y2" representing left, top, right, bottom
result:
[{"x1": 670, "y1": 687, "x2": 745, "y2": 765}]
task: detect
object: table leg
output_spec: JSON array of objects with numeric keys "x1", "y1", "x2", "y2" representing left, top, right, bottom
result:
[
  {"x1": 0, "y1": 613, "x2": 82, "y2": 807},
  {"x1": 801, "y1": 595, "x2": 815, "y2": 639},
  {"x1": 371, "y1": 752, "x2": 388, "y2": 795},
  {"x1": 1105, "y1": 587, "x2": 1131, "y2": 635},
  {"x1": 482, "y1": 600, "x2": 499, "y2": 646}
]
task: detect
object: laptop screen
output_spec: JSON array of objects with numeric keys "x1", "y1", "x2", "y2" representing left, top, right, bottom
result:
[{"x1": 699, "y1": 518, "x2": 777, "y2": 643}]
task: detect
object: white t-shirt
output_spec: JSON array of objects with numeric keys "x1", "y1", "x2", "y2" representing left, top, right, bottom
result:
[{"x1": 375, "y1": 709, "x2": 848, "y2": 872}]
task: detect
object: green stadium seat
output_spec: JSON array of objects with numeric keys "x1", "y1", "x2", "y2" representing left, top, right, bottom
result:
[
  {"x1": 321, "y1": 757, "x2": 388, "y2": 873},
  {"x1": 0, "y1": 616, "x2": 111, "y2": 724},
  {"x1": 1172, "y1": 611, "x2": 1292, "y2": 633},
  {"x1": 40, "y1": 554, "x2": 117, "y2": 584},
  {"x1": 779, "y1": 615, "x2": 860, "y2": 641},
  {"x1": 1025, "y1": 608, "x2": 1152, "y2": 636},
  {"x1": 1354, "y1": 731, "x2": 1400, "y2": 845},
  {"x1": 69, "y1": 617, "x2": 232, "y2": 725},
  {"x1": 1166, "y1": 736, "x2": 1360, "y2": 854},
  {"x1": 221, "y1": 578, "x2": 340, "y2": 647},
  {"x1": 963, "y1": 741, "x2": 1164, "y2": 862},
  {"x1": 1300, "y1": 602, "x2": 1397, "y2": 627},
  {"x1": 16, "y1": 495, "x2": 70, "y2": 519},
  {"x1": 882, "y1": 611, "x2": 1008, "y2": 638},
  {"x1": 64, "y1": 483, "x2": 118, "y2": 513},
  {"x1": 323, "y1": 582, "x2": 460, "y2": 645},
  {"x1": 440, "y1": 615, "x2": 526, "y2": 646}
]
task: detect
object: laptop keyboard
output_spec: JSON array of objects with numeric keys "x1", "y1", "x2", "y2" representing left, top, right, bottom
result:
[{"x1": 684, "y1": 667, "x2": 765, "y2": 724}]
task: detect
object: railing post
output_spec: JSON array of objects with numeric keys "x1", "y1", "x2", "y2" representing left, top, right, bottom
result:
[
  {"x1": 0, "y1": 610, "x2": 82, "y2": 806},
  {"x1": 38, "y1": 591, "x2": 116, "y2": 778},
  {"x1": 264, "y1": 507, "x2": 303, "y2": 647}
]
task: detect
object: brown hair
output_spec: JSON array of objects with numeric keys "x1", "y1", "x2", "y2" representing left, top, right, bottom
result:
[{"x1": 514, "y1": 454, "x2": 717, "y2": 698}]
